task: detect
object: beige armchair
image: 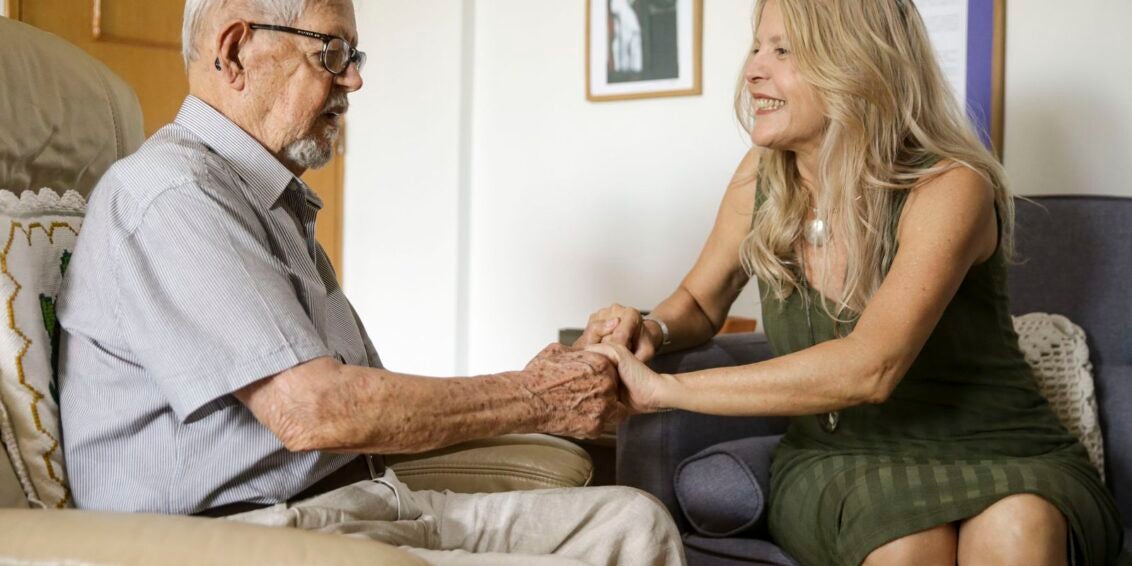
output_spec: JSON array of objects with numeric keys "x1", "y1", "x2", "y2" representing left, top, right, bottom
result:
[{"x1": 0, "y1": 17, "x2": 591, "y2": 564}]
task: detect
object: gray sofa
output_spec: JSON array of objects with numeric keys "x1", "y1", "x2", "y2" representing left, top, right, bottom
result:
[{"x1": 619, "y1": 195, "x2": 1132, "y2": 565}]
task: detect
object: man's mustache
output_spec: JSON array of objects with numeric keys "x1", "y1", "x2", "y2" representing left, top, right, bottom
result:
[{"x1": 322, "y1": 92, "x2": 349, "y2": 116}]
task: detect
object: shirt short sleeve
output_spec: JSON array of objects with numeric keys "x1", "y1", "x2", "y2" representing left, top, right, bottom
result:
[{"x1": 116, "y1": 182, "x2": 331, "y2": 422}]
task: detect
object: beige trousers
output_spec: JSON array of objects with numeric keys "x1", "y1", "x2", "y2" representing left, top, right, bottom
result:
[{"x1": 229, "y1": 469, "x2": 686, "y2": 566}]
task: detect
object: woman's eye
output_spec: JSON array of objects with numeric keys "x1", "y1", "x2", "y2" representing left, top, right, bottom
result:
[
  {"x1": 752, "y1": 48, "x2": 760, "y2": 55},
  {"x1": 776, "y1": 47, "x2": 790, "y2": 56}
]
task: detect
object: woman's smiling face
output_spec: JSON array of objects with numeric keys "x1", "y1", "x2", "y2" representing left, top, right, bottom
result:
[{"x1": 744, "y1": 0, "x2": 827, "y2": 156}]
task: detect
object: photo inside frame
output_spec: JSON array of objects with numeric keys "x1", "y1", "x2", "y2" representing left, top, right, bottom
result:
[
  {"x1": 606, "y1": 0, "x2": 680, "y2": 84},
  {"x1": 587, "y1": 0, "x2": 700, "y2": 100}
]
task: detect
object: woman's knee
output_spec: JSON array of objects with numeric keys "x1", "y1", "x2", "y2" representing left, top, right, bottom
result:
[
  {"x1": 862, "y1": 523, "x2": 957, "y2": 566},
  {"x1": 958, "y1": 494, "x2": 1067, "y2": 565}
]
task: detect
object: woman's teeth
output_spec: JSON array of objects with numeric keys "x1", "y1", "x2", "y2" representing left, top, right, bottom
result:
[{"x1": 756, "y1": 98, "x2": 785, "y2": 111}]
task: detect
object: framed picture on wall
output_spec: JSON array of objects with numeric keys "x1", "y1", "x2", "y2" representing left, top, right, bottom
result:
[
  {"x1": 919, "y1": 0, "x2": 1006, "y2": 158},
  {"x1": 586, "y1": 0, "x2": 703, "y2": 102}
]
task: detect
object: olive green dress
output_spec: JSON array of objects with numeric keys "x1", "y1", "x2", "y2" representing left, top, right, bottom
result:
[{"x1": 761, "y1": 195, "x2": 1124, "y2": 565}]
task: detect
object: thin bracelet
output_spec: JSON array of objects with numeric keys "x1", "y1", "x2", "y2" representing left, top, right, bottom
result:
[{"x1": 642, "y1": 315, "x2": 671, "y2": 351}]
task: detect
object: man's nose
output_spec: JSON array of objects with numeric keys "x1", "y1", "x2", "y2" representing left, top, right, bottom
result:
[{"x1": 335, "y1": 62, "x2": 364, "y2": 92}]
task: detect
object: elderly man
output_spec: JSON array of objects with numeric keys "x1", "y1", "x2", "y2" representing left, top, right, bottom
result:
[{"x1": 57, "y1": 0, "x2": 684, "y2": 564}]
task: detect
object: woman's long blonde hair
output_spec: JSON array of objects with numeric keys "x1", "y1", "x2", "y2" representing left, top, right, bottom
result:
[{"x1": 737, "y1": 0, "x2": 1011, "y2": 320}]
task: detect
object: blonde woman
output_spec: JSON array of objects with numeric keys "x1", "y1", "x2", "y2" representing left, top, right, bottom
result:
[{"x1": 577, "y1": 0, "x2": 1122, "y2": 564}]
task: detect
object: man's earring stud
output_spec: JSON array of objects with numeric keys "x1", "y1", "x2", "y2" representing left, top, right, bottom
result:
[{"x1": 214, "y1": 58, "x2": 222, "y2": 71}]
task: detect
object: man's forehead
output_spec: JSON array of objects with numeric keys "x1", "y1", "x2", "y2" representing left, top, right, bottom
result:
[{"x1": 299, "y1": 0, "x2": 358, "y2": 43}]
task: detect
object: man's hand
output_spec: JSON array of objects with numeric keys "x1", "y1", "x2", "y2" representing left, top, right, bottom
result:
[
  {"x1": 516, "y1": 343, "x2": 627, "y2": 438},
  {"x1": 573, "y1": 303, "x2": 663, "y2": 362}
]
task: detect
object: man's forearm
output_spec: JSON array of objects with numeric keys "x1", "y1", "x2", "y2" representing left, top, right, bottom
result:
[{"x1": 238, "y1": 357, "x2": 547, "y2": 454}]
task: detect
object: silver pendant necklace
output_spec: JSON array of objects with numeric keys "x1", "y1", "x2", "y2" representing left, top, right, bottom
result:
[
  {"x1": 799, "y1": 249, "x2": 840, "y2": 433},
  {"x1": 803, "y1": 208, "x2": 830, "y2": 247}
]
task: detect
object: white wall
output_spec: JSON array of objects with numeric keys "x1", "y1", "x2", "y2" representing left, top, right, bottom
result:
[
  {"x1": 342, "y1": 0, "x2": 472, "y2": 376},
  {"x1": 344, "y1": 1, "x2": 1132, "y2": 377},
  {"x1": 346, "y1": 0, "x2": 759, "y2": 376},
  {"x1": 465, "y1": 0, "x2": 757, "y2": 374},
  {"x1": 1002, "y1": 0, "x2": 1132, "y2": 197}
]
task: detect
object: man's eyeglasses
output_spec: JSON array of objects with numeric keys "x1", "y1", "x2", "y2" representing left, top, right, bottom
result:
[{"x1": 248, "y1": 23, "x2": 366, "y2": 75}]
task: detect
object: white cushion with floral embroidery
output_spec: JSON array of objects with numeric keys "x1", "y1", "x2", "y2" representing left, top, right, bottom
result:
[
  {"x1": 1013, "y1": 312, "x2": 1105, "y2": 481},
  {"x1": 0, "y1": 188, "x2": 84, "y2": 508}
]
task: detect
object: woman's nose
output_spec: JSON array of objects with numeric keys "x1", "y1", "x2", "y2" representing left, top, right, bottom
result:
[{"x1": 745, "y1": 53, "x2": 766, "y2": 84}]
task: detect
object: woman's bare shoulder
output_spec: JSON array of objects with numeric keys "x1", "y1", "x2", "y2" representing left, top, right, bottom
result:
[{"x1": 901, "y1": 159, "x2": 997, "y2": 261}]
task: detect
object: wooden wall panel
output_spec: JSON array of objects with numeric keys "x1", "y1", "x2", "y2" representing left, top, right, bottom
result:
[{"x1": 93, "y1": 0, "x2": 182, "y2": 49}]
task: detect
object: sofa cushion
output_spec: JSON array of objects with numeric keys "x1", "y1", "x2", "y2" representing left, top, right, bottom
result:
[
  {"x1": 674, "y1": 434, "x2": 781, "y2": 538},
  {"x1": 0, "y1": 188, "x2": 85, "y2": 509},
  {"x1": 1014, "y1": 312, "x2": 1105, "y2": 480},
  {"x1": 683, "y1": 534, "x2": 797, "y2": 566}
]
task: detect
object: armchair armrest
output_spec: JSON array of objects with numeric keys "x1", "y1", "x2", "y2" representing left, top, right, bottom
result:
[
  {"x1": 0, "y1": 509, "x2": 426, "y2": 565},
  {"x1": 617, "y1": 333, "x2": 789, "y2": 531},
  {"x1": 387, "y1": 433, "x2": 593, "y2": 493}
]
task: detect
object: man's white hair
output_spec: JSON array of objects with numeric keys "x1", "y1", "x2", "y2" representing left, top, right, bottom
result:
[{"x1": 182, "y1": 0, "x2": 311, "y2": 69}]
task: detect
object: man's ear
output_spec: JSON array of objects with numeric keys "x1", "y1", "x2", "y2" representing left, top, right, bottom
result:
[{"x1": 213, "y1": 20, "x2": 251, "y2": 90}]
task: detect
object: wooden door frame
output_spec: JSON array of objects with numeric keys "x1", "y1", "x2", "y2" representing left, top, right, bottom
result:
[{"x1": 5, "y1": 0, "x2": 21, "y2": 20}]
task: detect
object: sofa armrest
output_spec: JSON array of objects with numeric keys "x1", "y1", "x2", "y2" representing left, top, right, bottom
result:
[
  {"x1": 0, "y1": 509, "x2": 426, "y2": 565},
  {"x1": 387, "y1": 433, "x2": 593, "y2": 493},
  {"x1": 617, "y1": 333, "x2": 789, "y2": 532}
]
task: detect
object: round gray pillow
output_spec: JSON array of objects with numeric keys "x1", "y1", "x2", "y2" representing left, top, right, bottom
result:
[{"x1": 674, "y1": 434, "x2": 782, "y2": 538}]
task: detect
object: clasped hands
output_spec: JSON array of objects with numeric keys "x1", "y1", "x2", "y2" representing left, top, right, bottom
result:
[{"x1": 520, "y1": 304, "x2": 671, "y2": 439}]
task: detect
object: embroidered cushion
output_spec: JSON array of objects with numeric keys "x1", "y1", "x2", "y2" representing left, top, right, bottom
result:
[
  {"x1": 0, "y1": 188, "x2": 84, "y2": 509},
  {"x1": 1013, "y1": 312, "x2": 1105, "y2": 480}
]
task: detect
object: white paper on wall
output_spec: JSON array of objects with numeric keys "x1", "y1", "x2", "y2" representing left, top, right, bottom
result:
[{"x1": 917, "y1": 0, "x2": 968, "y2": 104}]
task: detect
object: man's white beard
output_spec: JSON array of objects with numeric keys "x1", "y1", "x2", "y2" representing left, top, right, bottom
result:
[
  {"x1": 282, "y1": 125, "x2": 337, "y2": 170},
  {"x1": 282, "y1": 91, "x2": 348, "y2": 171}
]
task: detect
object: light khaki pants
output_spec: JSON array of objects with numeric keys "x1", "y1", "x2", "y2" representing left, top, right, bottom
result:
[{"x1": 229, "y1": 469, "x2": 685, "y2": 566}]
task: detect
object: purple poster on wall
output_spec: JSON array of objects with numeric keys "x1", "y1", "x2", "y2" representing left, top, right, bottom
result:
[
  {"x1": 965, "y1": 0, "x2": 997, "y2": 149},
  {"x1": 919, "y1": 0, "x2": 1002, "y2": 153}
]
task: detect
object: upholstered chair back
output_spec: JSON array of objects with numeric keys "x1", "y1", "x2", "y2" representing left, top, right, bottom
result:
[
  {"x1": 0, "y1": 16, "x2": 144, "y2": 509},
  {"x1": 0, "y1": 17, "x2": 144, "y2": 198}
]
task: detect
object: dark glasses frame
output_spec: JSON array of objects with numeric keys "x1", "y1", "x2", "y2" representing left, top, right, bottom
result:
[{"x1": 248, "y1": 23, "x2": 366, "y2": 75}]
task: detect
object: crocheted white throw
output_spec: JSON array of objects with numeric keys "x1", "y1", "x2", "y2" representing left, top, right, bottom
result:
[
  {"x1": 1013, "y1": 312, "x2": 1106, "y2": 482},
  {"x1": 0, "y1": 188, "x2": 85, "y2": 509}
]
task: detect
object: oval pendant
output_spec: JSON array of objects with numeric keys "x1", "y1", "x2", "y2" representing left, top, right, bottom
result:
[
  {"x1": 804, "y1": 218, "x2": 829, "y2": 247},
  {"x1": 819, "y1": 411, "x2": 840, "y2": 433}
]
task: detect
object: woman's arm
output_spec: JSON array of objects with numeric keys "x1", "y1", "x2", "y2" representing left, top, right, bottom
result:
[
  {"x1": 592, "y1": 164, "x2": 999, "y2": 416},
  {"x1": 576, "y1": 148, "x2": 763, "y2": 360}
]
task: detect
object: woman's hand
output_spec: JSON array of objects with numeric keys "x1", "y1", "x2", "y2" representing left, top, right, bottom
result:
[
  {"x1": 574, "y1": 303, "x2": 663, "y2": 362},
  {"x1": 586, "y1": 343, "x2": 676, "y2": 414}
]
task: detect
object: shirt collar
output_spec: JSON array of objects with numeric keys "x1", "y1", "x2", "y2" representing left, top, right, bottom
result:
[{"x1": 174, "y1": 95, "x2": 299, "y2": 210}]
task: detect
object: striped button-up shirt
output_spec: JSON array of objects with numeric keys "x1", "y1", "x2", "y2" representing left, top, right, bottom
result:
[{"x1": 58, "y1": 96, "x2": 380, "y2": 514}]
